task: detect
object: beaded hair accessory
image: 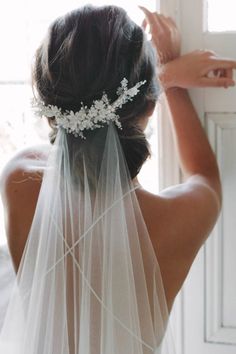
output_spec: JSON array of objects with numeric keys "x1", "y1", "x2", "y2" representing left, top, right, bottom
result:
[{"x1": 32, "y1": 78, "x2": 146, "y2": 139}]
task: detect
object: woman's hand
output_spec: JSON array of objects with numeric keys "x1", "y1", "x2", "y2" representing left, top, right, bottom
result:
[
  {"x1": 161, "y1": 50, "x2": 236, "y2": 89},
  {"x1": 139, "y1": 6, "x2": 236, "y2": 89},
  {"x1": 139, "y1": 6, "x2": 181, "y2": 64}
]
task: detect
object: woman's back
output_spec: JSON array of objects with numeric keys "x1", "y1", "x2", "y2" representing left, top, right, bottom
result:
[
  {"x1": 1, "y1": 125, "x2": 174, "y2": 354},
  {"x1": 1, "y1": 143, "x2": 220, "y2": 312},
  {"x1": 1, "y1": 3, "x2": 234, "y2": 353}
]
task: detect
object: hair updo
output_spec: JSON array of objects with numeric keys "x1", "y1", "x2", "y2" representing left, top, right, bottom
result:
[{"x1": 32, "y1": 5, "x2": 159, "y2": 179}]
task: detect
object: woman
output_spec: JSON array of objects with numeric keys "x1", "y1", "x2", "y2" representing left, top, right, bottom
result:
[{"x1": 0, "y1": 4, "x2": 235, "y2": 354}]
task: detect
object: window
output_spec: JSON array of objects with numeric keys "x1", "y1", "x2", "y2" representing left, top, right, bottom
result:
[
  {"x1": 0, "y1": 0, "x2": 158, "y2": 245},
  {"x1": 207, "y1": 0, "x2": 236, "y2": 32}
]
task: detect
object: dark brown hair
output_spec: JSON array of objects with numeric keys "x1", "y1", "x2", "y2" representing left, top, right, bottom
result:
[{"x1": 32, "y1": 5, "x2": 160, "y2": 179}]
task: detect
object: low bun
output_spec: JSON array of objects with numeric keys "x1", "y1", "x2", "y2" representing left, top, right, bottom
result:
[
  {"x1": 32, "y1": 5, "x2": 159, "y2": 179},
  {"x1": 118, "y1": 125, "x2": 151, "y2": 179}
]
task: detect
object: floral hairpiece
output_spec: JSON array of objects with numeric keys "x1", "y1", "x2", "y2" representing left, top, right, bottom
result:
[{"x1": 32, "y1": 78, "x2": 146, "y2": 139}]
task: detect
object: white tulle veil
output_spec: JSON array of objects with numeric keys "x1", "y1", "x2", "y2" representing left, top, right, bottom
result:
[{"x1": 0, "y1": 121, "x2": 175, "y2": 353}]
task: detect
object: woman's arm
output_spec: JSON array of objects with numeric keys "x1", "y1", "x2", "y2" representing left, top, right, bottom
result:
[
  {"x1": 138, "y1": 7, "x2": 236, "y2": 304},
  {"x1": 164, "y1": 87, "x2": 221, "y2": 198},
  {"x1": 140, "y1": 7, "x2": 236, "y2": 203}
]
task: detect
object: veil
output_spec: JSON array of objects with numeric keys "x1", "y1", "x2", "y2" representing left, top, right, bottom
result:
[{"x1": 0, "y1": 123, "x2": 175, "y2": 354}]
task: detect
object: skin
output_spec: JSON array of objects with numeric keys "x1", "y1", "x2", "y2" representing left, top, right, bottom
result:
[{"x1": 1, "y1": 9, "x2": 236, "y2": 312}]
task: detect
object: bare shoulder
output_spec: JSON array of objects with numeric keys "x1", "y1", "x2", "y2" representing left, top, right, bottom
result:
[
  {"x1": 0, "y1": 143, "x2": 51, "y2": 225},
  {"x1": 1, "y1": 144, "x2": 50, "y2": 177},
  {"x1": 136, "y1": 175, "x2": 221, "y2": 308},
  {"x1": 159, "y1": 174, "x2": 221, "y2": 242},
  {"x1": 137, "y1": 174, "x2": 221, "y2": 244},
  {"x1": 0, "y1": 144, "x2": 51, "y2": 271},
  {"x1": 0, "y1": 144, "x2": 50, "y2": 201}
]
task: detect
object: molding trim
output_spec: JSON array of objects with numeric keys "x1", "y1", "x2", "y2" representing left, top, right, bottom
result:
[
  {"x1": 158, "y1": 2, "x2": 184, "y2": 354},
  {"x1": 205, "y1": 113, "x2": 236, "y2": 346}
]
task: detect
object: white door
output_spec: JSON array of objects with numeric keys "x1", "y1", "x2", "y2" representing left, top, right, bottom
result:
[{"x1": 159, "y1": 0, "x2": 236, "y2": 353}]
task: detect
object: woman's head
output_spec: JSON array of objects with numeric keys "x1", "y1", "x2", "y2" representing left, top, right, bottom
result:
[{"x1": 32, "y1": 5, "x2": 160, "y2": 179}]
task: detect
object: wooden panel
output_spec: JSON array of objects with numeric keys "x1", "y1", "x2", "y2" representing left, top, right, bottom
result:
[
  {"x1": 159, "y1": 0, "x2": 236, "y2": 353},
  {"x1": 205, "y1": 113, "x2": 236, "y2": 345}
]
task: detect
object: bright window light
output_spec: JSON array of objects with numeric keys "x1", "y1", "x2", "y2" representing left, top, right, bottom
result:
[{"x1": 207, "y1": 0, "x2": 236, "y2": 32}]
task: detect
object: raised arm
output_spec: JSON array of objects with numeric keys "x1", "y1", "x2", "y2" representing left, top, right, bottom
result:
[
  {"x1": 140, "y1": 6, "x2": 236, "y2": 203},
  {"x1": 164, "y1": 87, "x2": 222, "y2": 198},
  {"x1": 139, "y1": 7, "x2": 236, "y2": 305}
]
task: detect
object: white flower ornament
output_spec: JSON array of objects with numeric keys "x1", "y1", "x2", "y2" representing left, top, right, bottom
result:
[{"x1": 32, "y1": 78, "x2": 147, "y2": 139}]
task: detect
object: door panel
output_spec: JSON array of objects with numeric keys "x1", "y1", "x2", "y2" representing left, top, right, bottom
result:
[
  {"x1": 160, "y1": 0, "x2": 236, "y2": 353},
  {"x1": 206, "y1": 113, "x2": 236, "y2": 345}
]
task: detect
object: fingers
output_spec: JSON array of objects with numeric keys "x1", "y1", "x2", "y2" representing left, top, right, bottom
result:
[
  {"x1": 200, "y1": 77, "x2": 235, "y2": 88},
  {"x1": 166, "y1": 16, "x2": 178, "y2": 28},
  {"x1": 139, "y1": 6, "x2": 159, "y2": 29},
  {"x1": 141, "y1": 18, "x2": 147, "y2": 31},
  {"x1": 204, "y1": 54, "x2": 236, "y2": 86},
  {"x1": 138, "y1": 5, "x2": 158, "y2": 20},
  {"x1": 139, "y1": 6, "x2": 180, "y2": 63},
  {"x1": 158, "y1": 14, "x2": 175, "y2": 29},
  {"x1": 208, "y1": 57, "x2": 236, "y2": 70},
  {"x1": 204, "y1": 51, "x2": 236, "y2": 70},
  {"x1": 226, "y1": 68, "x2": 233, "y2": 80},
  {"x1": 213, "y1": 60, "x2": 236, "y2": 70},
  {"x1": 139, "y1": 6, "x2": 176, "y2": 32},
  {"x1": 139, "y1": 6, "x2": 177, "y2": 27},
  {"x1": 201, "y1": 50, "x2": 236, "y2": 70},
  {"x1": 212, "y1": 68, "x2": 233, "y2": 80}
]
